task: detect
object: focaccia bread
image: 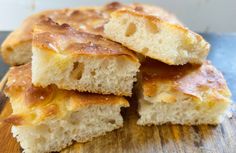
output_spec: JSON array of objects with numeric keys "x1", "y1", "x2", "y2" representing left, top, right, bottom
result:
[
  {"x1": 137, "y1": 59, "x2": 231, "y2": 125},
  {"x1": 1, "y1": 7, "x2": 107, "y2": 65},
  {"x1": 32, "y1": 19, "x2": 140, "y2": 96},
  {"x1": 4, "y1": 63, "x2": 129, "y2": 153},
  {"x1": 104, "y1": 6, "x2": 210, "y2": 65},
  {"x1": 1, "y1": 2, "x2": 181, "y2": 66}
]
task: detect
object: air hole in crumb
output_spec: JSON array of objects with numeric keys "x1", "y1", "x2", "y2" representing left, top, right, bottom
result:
[
  {"x1": 71, "y1": 62, "x2": 84, "y2": 80},
  {"x1": 159, "y1": 39, "x2": 163, "y2": 44},
  {"x1": 108, "y1": 119, "x2": 115, "y2": 124},
  {"x1": 141, "y1": 47, "x2": 149, "y2": 54},
  {"x1": 91, "y1": 70, "x2": 96, "y2": 76},
  {"x1": 146, "y1": 21, "x2": 159, "y2": 34},
  {"x1": 98, "y1": 84, "x2": 102, "y2": 87},
  {"x1": 125, "y1": 22, "x2": 137, "y2": 37}
]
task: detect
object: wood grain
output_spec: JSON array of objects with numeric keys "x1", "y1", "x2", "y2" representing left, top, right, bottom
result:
[{"x1": 0, "y1": 72, "x2": 236, "y2": 153}]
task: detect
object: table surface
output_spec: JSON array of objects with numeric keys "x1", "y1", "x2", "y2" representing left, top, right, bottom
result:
[{"x1": 0, "y1": 32, "x2": 235, "y2": 101}]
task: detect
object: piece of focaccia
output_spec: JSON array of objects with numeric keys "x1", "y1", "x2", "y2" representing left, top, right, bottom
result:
[
  {"x1": 137, "y1": 59, "x2": 231, "y2": 125},
  {"x1": 4, "y1": 63, "x2": 129, "y2": 153},
  {"x1": 104, "y1": 7, "x2": 210, "y2": 65},
  {"x1": 32, "y1": 19, "x2": 140, "y2": 96},
  {"x1": 1, "y1": 2, "x2": 181, "y2": 66},
  {"x1": 1, "y1": 6, "x2": 107, "y2": 65}
]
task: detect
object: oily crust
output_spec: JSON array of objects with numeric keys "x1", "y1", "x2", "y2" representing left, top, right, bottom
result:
[
  {"x1": 33, "y1": 18, "x2": 138, "y2": 61},
  {"x1": 1, "y1": 2, "x2": 181, "y2": 65},
  {"x1": 4, "y1": 63, "x2": 129, "y2": 125},
  {"x1": 1, "y1": 7, "x2": 108, "y2": 65},
  {"x1": 141, "y1": 59, "x2": 231, "y2": 101}
]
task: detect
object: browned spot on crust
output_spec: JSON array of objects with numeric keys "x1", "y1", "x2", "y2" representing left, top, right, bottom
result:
[
  {"x1": 24, "y1": 85, "x2": 55, "y2": 107},
  {"x1": 4, "y1": 115, "x2": 24, "y2": 125},
  {"x1": 43, "y1": 104, "x2": 58, "y2": 117},
  {"x1": 104, "y1": 2, "x2": 124, "y2": 11},
  {"x1": 4, "y1": 64, "x2": 32, "y2": 94},
  {"x1": 177, "y1": 62, "x2": 227, "y2": 98},
  {"x1": 134, "y1": 5, "x2": 144, "y2": 12},
  {"x1": 33, "y1": 19, "x2": 138, "y2": 61},
  {"x1": 142, "y1": 81, "x2": 158, "y2": 97}
]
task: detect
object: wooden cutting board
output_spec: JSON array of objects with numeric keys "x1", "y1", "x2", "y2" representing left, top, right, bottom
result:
[{"x1": 0, "y1": 72, "x2": 236, "y2": 153}]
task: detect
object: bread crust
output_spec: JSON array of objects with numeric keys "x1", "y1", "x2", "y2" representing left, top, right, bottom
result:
[
  {"x1": 4, "y1": 64, "x2": 129, "y2": 125},
  {"x1": 137, "y1": 59, "x2": 231, "y2": 125},
  {"x1": 1, "y1": 6, "x2": 107, "y2": 65},
  {"x1": 141, "y1": 59, "x2": 231, "y2": 101},
  {"x1": 1, "y1": 2, "x2": 181, "y2": 65},
  {"x1": 104, "y1": 8, "x2": 210, "y2": 65},
  {"x1": 33, "y1": 18, "x2": 138, "y2": 61}
]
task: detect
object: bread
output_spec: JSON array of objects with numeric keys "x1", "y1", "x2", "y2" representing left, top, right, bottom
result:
[
  {"x1": 104, "y1": 7, "x2": 210, "y2": 65},
  {"x1": 137, "y1": 59, "x2": 231, "y2": 125},
  {"x1": 4, "y1": 63, "x2": 129, "y2": 153},
  {"x1": 1, "y1": 2, "x2": 181, "y2": 66},
  {"x1": 31, "y1": 19, "x2": 140, "y2": 96},
  {"x1": 1, "y1": 5, "x2": 108, "y2": 65},
  {"x1": 0, "y1": 2, "x2": 119, "y2": 65}
]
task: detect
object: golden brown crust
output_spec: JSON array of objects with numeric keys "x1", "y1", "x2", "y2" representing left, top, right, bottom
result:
[
  {"x1": 4, "y1": 64, "x2": 129, "y2": 125},
  {"x1": 141, "y1": 59, "x2": 231, "y2": 100},
  {"x1": 2, "y1": 6, "x2": 109, "y2": 47},
  {"x1": 4, "y1": 115, "x2": 24, "y2": 126},
  {"x1": 104, "y1": 2, "x2": 181, "y2": 24},
  {"x1": 1, "y1": 6, "x2": 109, "y2": 65},
  {"x1": 33, "y1": 18, "x2": 138, "y2": 61},
  {"x1": 1, "y1": 2, "x2": 181, "y2": 65}
]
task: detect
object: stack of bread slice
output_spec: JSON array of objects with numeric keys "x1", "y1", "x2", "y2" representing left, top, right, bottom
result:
[
  {"x1": 1, "y1": 2, "x2": 232, "y2": 153},
  {"x1": 103, "y1": 4, "x2": 231, "y2": 125}
]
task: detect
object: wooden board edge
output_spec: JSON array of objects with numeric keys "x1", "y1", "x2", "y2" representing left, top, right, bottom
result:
[{"x1": 0, "y1": 71, "x2": 9, "y2": 113}]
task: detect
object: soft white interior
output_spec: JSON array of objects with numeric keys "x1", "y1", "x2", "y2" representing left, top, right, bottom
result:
[
  {"x1": 104, "y1": 13, "x2": 208, "y2": 65},
  {"x1": 137, "y1": 94, "x2": 231, "y2": 125},
  {"x1": 32, "y1": 48, "x2": 139, "y2": 96},
  {"x1": 12, "y1": 105, "x2": 123, "y2": 153}
]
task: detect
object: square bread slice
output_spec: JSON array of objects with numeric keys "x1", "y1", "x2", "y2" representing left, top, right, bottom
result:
[
  {"x1": 32, "y1": 19, "x2": 140, "y2": 96},
  {"x1": 137, "y1": 59, "x2": 231, "y2": 125},
  {"x1": 1, "y1": 2, "x2": 181, "y2": 66},
  {"x1": 104, "y1": 8, "x2": 210, "y2": 65},
  {"x1": 4, "y1": 63, "x2": 129, "y2": 153}
]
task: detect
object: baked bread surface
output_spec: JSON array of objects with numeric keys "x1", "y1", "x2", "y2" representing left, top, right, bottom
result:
[
  {"x1": 137, "y1": 59, "x2": 231, "y2": 125},
  {"x1": 32, "y1": 19, "x2": 140, "y2": 96},
  {"x1": 1, "y1": 2, "x2": 181, "y2": 65},
  {"x1": 4, "y1": 63, "x2": 129, "y2": 153}
]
